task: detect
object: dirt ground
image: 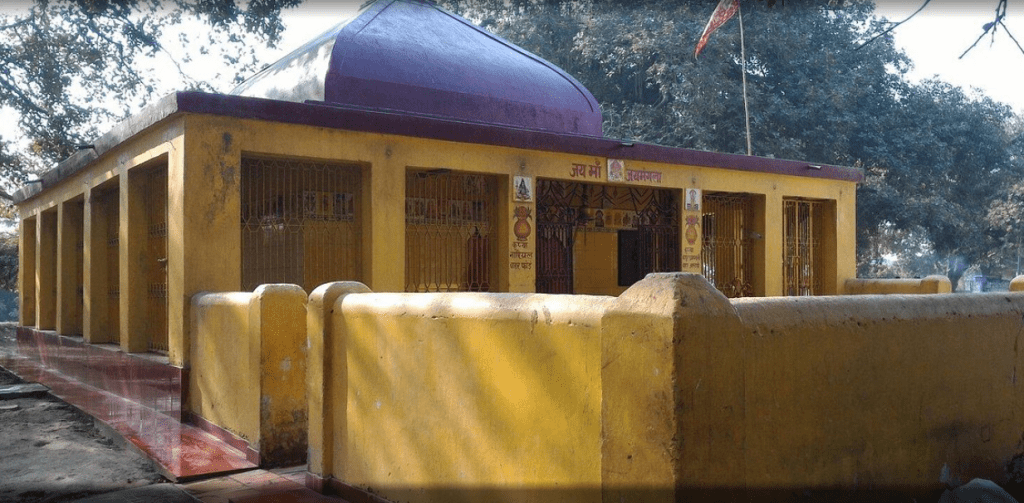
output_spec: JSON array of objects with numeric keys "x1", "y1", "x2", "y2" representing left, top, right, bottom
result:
[{"x1": 0, "y1": 329, "x2": 166, "y2": 502}]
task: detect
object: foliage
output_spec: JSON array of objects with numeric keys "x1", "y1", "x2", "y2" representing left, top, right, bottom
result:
[
  {"x1": 0, "y1": 232, "x2": 17, "y2": 292},
  {"x1": 441, "y1": 0, "x2": 1024, "y2": 288},
  {"x1": 0, "y1": 0, "x2": 301, "y2": 168}
]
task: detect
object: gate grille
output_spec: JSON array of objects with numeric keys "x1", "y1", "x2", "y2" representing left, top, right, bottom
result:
[
  {"x1": 405, "y1": 170, "x2": 496, "y2": 292},
  {"x1": 536, "y1": 179, "x2": 679, "y2": 293},
  {"x1": 241, "y1": 156, "x2": 362, "y2": 292},
  {"x1": 702, "y1": 192, "x2": 755, "y2": 298},
  {"x1": 783, "y1": 198, "x2": 825, "y2": 296},
  {"x1": 144, "y1": 168, "x2": 168, "y2": 352}
]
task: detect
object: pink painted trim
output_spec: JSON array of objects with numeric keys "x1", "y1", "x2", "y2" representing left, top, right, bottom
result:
[
  {"x1": 186, "y1": 412, "x2": 261, "y2": 466},
  {"x1": 325, "y1": 478, "x2": 392, "y2": 503}
]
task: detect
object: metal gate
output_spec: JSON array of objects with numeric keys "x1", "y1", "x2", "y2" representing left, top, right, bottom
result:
[
  {"x1": 702, "y1": 192, "x2": 755, "y2": 298},
  {"x1": 144, "y1": 168, "x2": 168, "y2": 352},
  {"x1": 240, "y1": 156, "x2": 362, "y2": 292},
  {"x1": 783, "y1": 198, "x2": 825, "y2": 296},
  {"x1": 405, "y1": 170, "x2": 497, "y2": 292},
  {"x1": 536, "y1": 180, "x2": 579, "y2": 294},
  {"x1": 535, "y1": 179, "x2": 679, "y2": 293}
]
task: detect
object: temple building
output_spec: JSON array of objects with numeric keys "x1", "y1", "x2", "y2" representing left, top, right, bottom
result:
[{"x1": 9, "y1": 0, "x2": 860, "y2": 472}]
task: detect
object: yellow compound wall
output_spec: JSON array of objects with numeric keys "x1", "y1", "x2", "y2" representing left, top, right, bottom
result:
[
  {"x1": 309, "y1": 283, "x2": 609, "y2": 502},
  {"x1": 309, "y1": 274, "x2": 1024, "y2": 501},
  {"x1": 190, "y1": 284, "x2": 308, "y2": 466}
]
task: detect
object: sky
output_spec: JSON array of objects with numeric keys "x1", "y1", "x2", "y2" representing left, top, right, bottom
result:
[{"x1": 873, "y1": 0, "x2": 1024, "y2": 114}]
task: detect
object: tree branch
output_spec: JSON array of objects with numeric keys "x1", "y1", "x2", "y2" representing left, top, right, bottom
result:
[
  {"x1": 856, "y1": 0, "x2": 931, "y2": 51},
  {"x1": 998, "y1": 19, "x2": 1024, "y2": 56},
  {"x1": 960, "y1": 0, "x2": 1009, "y2": 59},
  {"x1": 0, "y1": 74, "x2": 48, "y2": 116},
  {"x1": 0, "y1": 17, "x2": 31, "y2": 31}
]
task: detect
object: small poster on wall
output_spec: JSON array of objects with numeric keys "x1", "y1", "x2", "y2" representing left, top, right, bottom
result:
[
  {"x1": 607, "y1": 159, "x2": 625, "y2": 182},
  {"x1": 685, "y1": 188, "x2": 702, "y2": 212},
  {"x1": 513, "y1": 175, "x2": 533, "y2": 202}
]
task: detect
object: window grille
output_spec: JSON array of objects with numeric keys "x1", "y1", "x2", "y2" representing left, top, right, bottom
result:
[
  {"x1": 783, "y1": 198, "x2": 826, "y2": 296},
  {"x1": 702, "y1": 192, "x2": 756, "y2": 298},
  {"x1": 241, "y1": 156, "x2": 362, "y2": 292},
  {"x1": 536, "y1": 180, "x2": 579, "y2": 294},
  {"x1": 405, "y1": 170, "x2": 496, "y2": 292}
]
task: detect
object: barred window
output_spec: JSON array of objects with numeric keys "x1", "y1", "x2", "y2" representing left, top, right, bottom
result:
[
  {"x1": 405, "y1": 170, "x2": 497, "y2": 292},
  {"x1": 241, "y1": 156, "x2": 363, "y2": 292}
]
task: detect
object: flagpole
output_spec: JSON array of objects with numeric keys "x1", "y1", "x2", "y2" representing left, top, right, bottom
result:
[{"x1": 739, "y1": 2, "x2": 752, "y2": 156}]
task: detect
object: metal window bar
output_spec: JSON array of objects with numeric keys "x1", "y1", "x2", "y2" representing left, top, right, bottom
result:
[
  {"x1": 783, "y1": 198, "x2": 825, "y2": 296},
  {"x1": 637, "y1": 191, "x2": 680, "y2": 276},
  {"x1": 241, "y1": 156, "x2": 362, "y2": 293},
  {"x1": 701, "y1": 192, "x2": 755, "y2": 298},
  {"x1": 536, "y1": 180, "x2": 581, "y2": 294},
  {"x1": 405, "y1": 170, "x2": 496, "y2": 292},
  {"x1": 145, "y1": 168, "x2": 168, "y2": 352}
]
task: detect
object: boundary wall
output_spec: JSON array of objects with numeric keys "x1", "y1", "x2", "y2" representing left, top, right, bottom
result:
[
  {"x1": 308, "y1": 274, "x2": 1024, "y2": 502},
  {"x1": 308, "y1": 282, "x2": 609, "y2": 502},
  {"x1": 190, "y1": 284, "x2": 307, "y2": 466},
  {"x1": 844, "y1": 274, "x2": 953, "y2": 294}
]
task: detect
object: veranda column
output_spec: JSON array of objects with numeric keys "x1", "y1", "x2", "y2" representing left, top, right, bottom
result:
[
  {"x1": 120, "y1": 170, "x2": 148, "y2": 352},
  {"x1": 19, "y1": 216, "x2": 36, "y2": 326},
  {"x1": 36, "y1": 209, "x2": 58, "y2": 330},
  {"x1": 56, "y1": 199, "x2": 84, "y2": 335}
]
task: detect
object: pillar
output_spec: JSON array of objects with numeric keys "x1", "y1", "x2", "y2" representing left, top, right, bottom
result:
[
  {"x1": 19, "y1": 216, "x2": 36, "y2": 326},
  {"x1": 84, "y1": 185, "x2": 117, "y2": 343},
  {"x1": 36, "y1": 209, "x2": 58, "y2": 330},
  {"x1": 56, "y1": 199, "x2": 84, "y2": 335},
  {"x1": 169, "y1": 124, "x2": 241, "y2": 367},
  {"x1": 120, "y1": 170, "x2": 148, "y2": 352}
]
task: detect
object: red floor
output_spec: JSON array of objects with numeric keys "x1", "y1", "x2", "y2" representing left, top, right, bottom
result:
[{"x1": 0, "y1": 328, "x2": 256, "y2": 481}]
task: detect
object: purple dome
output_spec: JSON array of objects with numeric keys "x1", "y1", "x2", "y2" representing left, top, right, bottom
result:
[{"x1": 233, "y1": 0, "x2": 602, "y2": 136}]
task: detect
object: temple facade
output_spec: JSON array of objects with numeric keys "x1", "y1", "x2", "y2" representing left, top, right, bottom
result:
[{"x1": 13, "y1": 0, "x2": 860, "y2": 367}]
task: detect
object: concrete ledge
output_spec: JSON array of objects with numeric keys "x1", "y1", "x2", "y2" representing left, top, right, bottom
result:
[{"x1": 844, "y1": 275, "x2": 952, "y2": 294}]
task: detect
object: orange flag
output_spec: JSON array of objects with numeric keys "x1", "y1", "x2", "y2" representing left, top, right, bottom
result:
[{"x1": 694, "y1": 0, "x2": 740, "y2": 58}]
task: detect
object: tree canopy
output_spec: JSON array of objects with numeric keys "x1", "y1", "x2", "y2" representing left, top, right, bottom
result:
[
  {"x1": 443, "y1": 0, "x2": 1024, "y2": 288},
  {"x1": 0, "y1": 0, "x2": 300, "y2": 178}
]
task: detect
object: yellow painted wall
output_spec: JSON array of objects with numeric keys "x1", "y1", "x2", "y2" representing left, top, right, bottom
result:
[
  {"x1": 307, "y1": 281, "x2": 373, "y2": 487},
  {"x1": 845, "y1": 275, "x2": 952, "y2": 294},
  {"x1": 188, "y1": 115, "x2": 856, "y2": 297},
  {"x1": 607, "y1": 273, "x2": 1024, "y2": 499},
  {"x1": 601, "y1": 273, "x2": 746, "y2": 502},
  {"x1": 251, "y1": 283, "x2": 308, "y2": 466},
  {"x1": 573, "y1": 230, "x2": 624, "y2": 296},
  {"x1": 324, "y1": 288, "x2": 608, "y2": 502},
  {"x1": 36, "y1": 209, "x2": 58, "y2": 330},
  {"x1": 14, "y1": 110, "x2": 858, "y2": 392},
  {"x1": 56, "y1": 199, "x2": 84, "y2": 335},
  {"x1": 190, "y1": 284, "x2": 308, "y2": 466},
  {"x1": 190, "y1": 291, "x2": 258, "y2": 444},
  {"x1": 16, "y1": 118, "x2": 189, "y2": 361},
  {"x1": 305, "y1": 274, "x2": 1024, "y2": 501},
  {"x1": 19, "y1": 217, "x2": 36, "y2": 326}
]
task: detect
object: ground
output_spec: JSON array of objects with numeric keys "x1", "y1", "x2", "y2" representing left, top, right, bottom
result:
[{"x1": 0, "y1": 331, "x2": 166, "y2": 502}]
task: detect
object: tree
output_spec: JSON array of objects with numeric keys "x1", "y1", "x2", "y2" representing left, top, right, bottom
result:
[
  {"x1": 0, "y1": 0, "x2": 301, "y2": 172},
  {"x1": 441, "y1": 0, "x2": 1024, "y2": 289}
]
